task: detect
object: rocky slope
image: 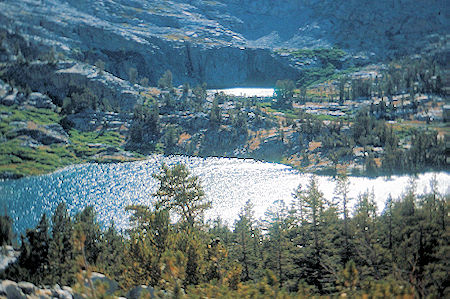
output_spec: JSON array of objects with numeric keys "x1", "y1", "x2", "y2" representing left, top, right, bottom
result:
[
  {"x1": 2, "y1": 61, "x2": 143, "y2": 112},
  {"x1": 0, "y1": 0, "x2": 447, "y2": 87},
  {"x1": 0, "y1": 0, "x2": 447, "y2": 179}
]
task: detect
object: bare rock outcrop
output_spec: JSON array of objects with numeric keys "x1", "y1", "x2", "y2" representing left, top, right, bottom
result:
[
  {"x1": 2, "y1": 61, "x2": 143, "y2": 112},
  {"x1": 0, "y1": 274, "x2": 160, "y2": 299},
  {"x1": 10, "y1": 123, "x2": 69, "y2": 145},
  {"x1": 0, "y1": 246, "x2": 19, "y2": 273}
]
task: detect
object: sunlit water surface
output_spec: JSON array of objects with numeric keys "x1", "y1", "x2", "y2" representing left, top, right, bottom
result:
[
  {"x1": 207, "y1": 87, "x2": 275, "y2": 97},
  {"x1": 1, "y1": 155, "x2": 448, "y2": 233}
]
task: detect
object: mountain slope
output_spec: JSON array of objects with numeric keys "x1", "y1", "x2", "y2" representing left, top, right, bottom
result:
[{"x1": 0, "y1": 0, "x2": 448, "y2": 87}]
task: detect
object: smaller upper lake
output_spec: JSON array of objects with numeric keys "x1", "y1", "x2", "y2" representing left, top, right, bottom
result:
[{"x1": 207, "y1": 87, "x2": 275, "y2": 97}]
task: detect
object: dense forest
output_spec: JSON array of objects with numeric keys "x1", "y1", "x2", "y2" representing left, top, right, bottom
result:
[{"x1": 1, "y1": 164, "x2": 448, "y2": 298}]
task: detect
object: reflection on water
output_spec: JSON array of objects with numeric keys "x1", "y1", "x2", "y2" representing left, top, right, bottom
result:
[
  {"x1": 1, "y1": 155, "x2": 448, "y2": 233},
  {"x1": 207, "y1": 87, "x2": 275, "y2": 97}
]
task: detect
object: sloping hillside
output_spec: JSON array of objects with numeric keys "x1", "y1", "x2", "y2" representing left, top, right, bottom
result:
[{"x1": 0, "y1": 0, "x2": 447, "y2": 87}]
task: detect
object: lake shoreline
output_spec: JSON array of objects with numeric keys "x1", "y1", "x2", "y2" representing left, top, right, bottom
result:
[{"x1": 1, "y1": 153, "x2": 448, "y2": 182}]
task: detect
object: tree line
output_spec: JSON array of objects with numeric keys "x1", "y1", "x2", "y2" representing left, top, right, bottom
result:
[{"x1": 1, "y1": 164, "x2": 448, "y2": 298}]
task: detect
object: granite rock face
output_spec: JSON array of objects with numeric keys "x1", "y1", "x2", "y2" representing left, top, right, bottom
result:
[
  {"x1": 0, "y1": 246, "x2": 20, "y2": 272},
  {"x1": 89, "y1": 272, "x2": 119, "y2": 295},
  {"x1": 26, "y1": 93, "x2": 57, "y2": 110},
  {"x1": 0, "y1": 280, "x2": 27, "y2": 299},
  {"x1": 0, "y1": 280, "x2": 73, "y2": 299},
  {"x1": 0, "y1": 79, "x2": 55, "y2": 111},
  {"x1": 0, "y1": 0, "x2": 446, "y2": 88},
  {"x1": 65, "y1": 111, "x2": 132, "y2": 132},
  {"x1": 2, "y1": 61, "x2": 143, "y2": 112},
  {"x1": 10, "y1": 123, "x2": 70, "y2": 145},
  {"x1": 127, "y1": 285, "x2": 156, "y2": 299}
]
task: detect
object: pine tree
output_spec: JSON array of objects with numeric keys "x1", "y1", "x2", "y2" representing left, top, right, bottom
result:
[
  {"x1": 209, "y1": 98, "x2": 222, "y2": 128},
  {"x1": 380, "y1": 194, "x2": 394, "y2": 252},
  {"x1": 389, "y1": 178, "x2": 449, "y2": 297},
  {"x1": 0, "y1": 210, "x2": 14, "y2": 246},
  {"x1": 318, "y1": 201, "x2": 342, "y2": 293},
  {"x1": 286, "y1": 185, "x2": 310, "y2": 291},
  {"x1": 335, "y1": 173, "x2": 352, "y2": 264},
  {"x1": 291, "y1": 176, "x2": 341, "y2": 293},
  {"x1": 274, "y1": 79, "x2": 295, "y2": 109},
  {"x1": 352, "y1": 190, "x2": 388, "y2": 280},
  {"x1": 158, "y1": 70, "x2": 173, "y2": 90},
  {"x1": 204, "y1": 236, "x2": 228, "y2": 283},
  {"x1": 185, "y1": 240, "x2": 200, "y2": 286},
  {"x1": 22, "y1": 214, "x2": 50, "y2": 284},
  {"x1": 263, "y1": 200, "x2": 290, "y2": 285},
  {"x1": 74, "y1": 206, "x2": 101, "y2": 265},
  {"x1": 154, "y1": 163, "x2": 211, "y2": 229},
  {"x1": 337, "y1": 260, "x2": 359, "y2": 296},
  {"x1": 232, "y1": 200, "x2": 261, "y2": 281},
  {"x1": 48, "y1": 202, "x2": 74, "y2": 285},
  {"x1": 97, "y1": 221, "x2": 126, "y2": 284},
  {"x1": 125, "y1": 205, "x2": 170, "y2": 287},
  {"x1": 208, "y1": 218, "x2": 232, "y2": 247},
  {"x1": 304, "y1": 176, "x2": 325, "y2": 266}
]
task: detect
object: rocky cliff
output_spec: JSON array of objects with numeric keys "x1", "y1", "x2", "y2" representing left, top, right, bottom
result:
[
  {"x1": 2, "y1": 61, "x2": 143, "y2": 112},
  {"x1": 0, "y1": 0, "x2": 447, "y2": 87}
]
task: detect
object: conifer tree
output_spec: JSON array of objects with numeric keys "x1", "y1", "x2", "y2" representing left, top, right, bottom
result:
[
  {"x1": 232, "y1": 200, "x2": 261, "y2": 281},
  {"x1": 185, "y1": 240, "x2": 200, "y2": 286},
  {"x1": 125, "y1": 205, "x2": 170, "y2": 287},
  {"x1": 21, "y1": 214, "x2": 50, "y2": 284},
  {"x1": 263, "y1": 200, "x2": 290, "y2": 285},
  {"x1": 209, "y1": 98, "x2": 222, "y2": 128},
  {"x1": 74, "y1": 206, "x2": 101, "y2": 265},
  {"x1": 48, "y1": 202, "x2": 74, "y2": 285},
  {"x1": 209, "y1": 218, "x2": 232, "y2": 247},
  {"x1": 304, "y1": 176, "x2": 325, "y2": 264},
  {"x1": 0, "y1": 210, "x2": 14, "y2": 246},
  {"x1": 154, "y1": 163, "x2": 211, "y2": 229},
  {"x1": 291, "y1": 176, "x2": 340, "y2": 293},
  {"x1": 352, "y1": 190, "x2": 389, "y2": 280},
  {"x1": 97, "y1": 221, "x2": 126, "y2": 284},
  {"x1": 335, "y1": 173, "x2": 352, "y2": 264}
]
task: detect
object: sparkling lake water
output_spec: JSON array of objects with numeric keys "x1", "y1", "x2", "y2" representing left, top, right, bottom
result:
[{"x1": 1, "y1": 155, "x2": 448, "y2": 233}]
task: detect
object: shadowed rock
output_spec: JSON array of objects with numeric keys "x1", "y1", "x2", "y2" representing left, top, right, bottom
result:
[{"x1": 11, "y1": 123, "x2": 70, "y2": 145}]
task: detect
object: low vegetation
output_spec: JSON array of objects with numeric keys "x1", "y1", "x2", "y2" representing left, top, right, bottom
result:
[
  {"x1": 0, "y1": 104, "x2": 136, "y2": 178},
  {"x1": 0, "y1": 139, "x2": 77, "y2": 177}
]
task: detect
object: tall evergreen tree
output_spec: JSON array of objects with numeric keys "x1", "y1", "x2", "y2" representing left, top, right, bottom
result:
[
  {"x1": 0, "y1": 210, "x2": 14, "y2": 246},
  {"x1": 263, "y1": 200, "x2": 290, "y2": 285},
  {"x1": 125, "y1": 205, "x2": 170, "y2": 287},
  {"x1": 74, "y1": 206, "x2": 101, "y2": 265},
  {"x1": 21, "y1": 214, "x2": 50, "y2": 284},
  {"x1": 304, "y1": 176, "x2": 326, "y2": 265},
  {"x1": 232, "y1": 200, "x2": 261, "y2": 282},
  {"x1": 48, "y1": 202, "x2": 74, "y2": 285},
  {"x1": 153, "y1": 163, "x2": 211, "y2": 229},
  {"x1": 352, "y1": 190, "x2": 389, "y2": 281},
  {"x1": 291, "y1": 176, "x2": 341, "y2": 293},
  {"x1": 97, "y1": 221, "x2": 126, "y2": 284},
  {"x1": 335, "y1": 173, "x2": 352, "y2": 264}
]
